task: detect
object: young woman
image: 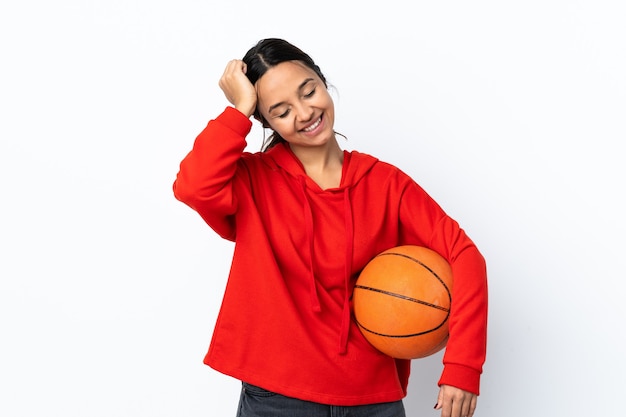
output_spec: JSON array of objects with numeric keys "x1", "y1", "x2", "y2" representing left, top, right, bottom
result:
[{"x1": 173, "y1": 38, "x2": 488, "y2": 417}]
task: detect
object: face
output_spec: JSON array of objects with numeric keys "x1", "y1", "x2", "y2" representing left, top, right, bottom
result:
[{"x1": 255, "y1": 61, "x2": 335, "y2": 150}]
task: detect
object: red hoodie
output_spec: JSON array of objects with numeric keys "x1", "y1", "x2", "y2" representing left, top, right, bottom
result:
[{"x1": 173, "y1": 107, "x2": 488, "y2": 406}]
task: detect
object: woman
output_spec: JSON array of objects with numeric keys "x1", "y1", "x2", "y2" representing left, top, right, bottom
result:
[{"x1": 173, "y1": 38, "x2": 488, "y2": 417}]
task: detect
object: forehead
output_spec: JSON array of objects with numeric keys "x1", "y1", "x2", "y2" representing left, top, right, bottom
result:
[{"x1": 255, "y1": 61, "x2": 319, "y2": 99}]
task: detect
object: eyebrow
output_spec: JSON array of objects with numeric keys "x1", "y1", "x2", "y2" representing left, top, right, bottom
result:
[{"x1": 267, "y1": 78, "x2": 315, "y2": 113}]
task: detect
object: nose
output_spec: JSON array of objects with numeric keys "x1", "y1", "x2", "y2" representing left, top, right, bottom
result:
[{"x1": 294, "y1": 102, "x2": 314, "y2": 122}]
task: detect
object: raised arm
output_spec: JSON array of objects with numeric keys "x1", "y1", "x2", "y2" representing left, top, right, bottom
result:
[{"x1": 172, "y1": 60, "x2": 257, "y2": 239}]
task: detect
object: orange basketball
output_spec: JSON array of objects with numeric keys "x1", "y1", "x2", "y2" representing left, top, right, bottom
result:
[{"x1": 353, "y1": 245, "x2": 453, "y2": 359}]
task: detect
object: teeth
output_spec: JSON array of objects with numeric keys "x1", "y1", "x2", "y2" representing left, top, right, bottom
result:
[{"x1": 303, "y1": 117, "x2": 321, "y2": 132}]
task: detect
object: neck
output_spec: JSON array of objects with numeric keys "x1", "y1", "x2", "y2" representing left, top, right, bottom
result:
[
  {"x1": 289, "y1": 139, "x2": 344, "y2": 189},
  {"x1": 290, "y1": 139, "x2": 343, "y2": 168}
]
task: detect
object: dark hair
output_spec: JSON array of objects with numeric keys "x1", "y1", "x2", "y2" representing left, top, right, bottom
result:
[{"x1": 242, "y1": 38, "x2": 329, "y2": 151}]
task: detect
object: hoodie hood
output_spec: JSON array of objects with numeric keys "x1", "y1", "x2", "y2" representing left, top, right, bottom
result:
[
  {"x1": 262, "y1": 142, "x2": 379, "y2": 191},
  {"x1": 262, "y1": 143, "x2": 378, "y2": 353}
]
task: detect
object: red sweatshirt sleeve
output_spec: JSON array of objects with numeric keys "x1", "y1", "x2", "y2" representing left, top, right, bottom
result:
[
  {"x1": 398, "y1": 180, "x2": 488, "y2": 395},
  {"x1": 173, "y1": 107, "x2": 253, "y2": 240}
]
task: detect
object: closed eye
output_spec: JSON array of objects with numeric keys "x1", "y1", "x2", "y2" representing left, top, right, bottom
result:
[{"x1": 268, "y1": 80, "x2": 317, "y2": 119}]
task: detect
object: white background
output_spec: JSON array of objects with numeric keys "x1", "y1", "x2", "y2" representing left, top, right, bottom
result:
[{"x1": 1, "y1": 1, "x2": 625, "y2": 416}]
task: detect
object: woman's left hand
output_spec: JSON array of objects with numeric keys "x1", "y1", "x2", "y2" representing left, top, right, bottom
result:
[{"x1": 434, "y1": 385, "x2": 477, "y2": 417}]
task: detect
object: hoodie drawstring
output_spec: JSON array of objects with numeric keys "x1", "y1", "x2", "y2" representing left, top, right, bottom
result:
[
  {"x1": 338, "y1": 188, "x2": 353, "y2": 355},
  {"x1": 299, "y1": 177, "x2": 322, "y2": 313}
]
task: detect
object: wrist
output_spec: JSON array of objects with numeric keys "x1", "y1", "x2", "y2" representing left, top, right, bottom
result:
[{"x1": 234, "y1": 102, "x2": 255, "y2": 118}]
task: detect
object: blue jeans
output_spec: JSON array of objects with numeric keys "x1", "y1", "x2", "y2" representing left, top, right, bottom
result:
[{"x1": 236, "y1": 382, "x2": 406, "y2": 417}]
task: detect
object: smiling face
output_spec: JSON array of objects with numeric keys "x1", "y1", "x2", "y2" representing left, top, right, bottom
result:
[{"x1": 255, "y1": 61, "x2": 336, "y2": 150}]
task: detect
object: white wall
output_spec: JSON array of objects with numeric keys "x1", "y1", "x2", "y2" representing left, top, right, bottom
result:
[{"x1": 1, "y1": 1, "x2": 624, "y2": 416}]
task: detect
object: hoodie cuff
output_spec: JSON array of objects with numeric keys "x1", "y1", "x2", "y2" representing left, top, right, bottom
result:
[
  {"x1": 438, "y1": 363, "x2": 481, "y2": 395},
  {"x1": 216, "y1": 106, "x2": 253, "y2": 137}
]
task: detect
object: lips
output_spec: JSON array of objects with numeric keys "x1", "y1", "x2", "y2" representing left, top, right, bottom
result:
[{"x1": 302, "y1": 115, "x2": 322, "y2": 133}]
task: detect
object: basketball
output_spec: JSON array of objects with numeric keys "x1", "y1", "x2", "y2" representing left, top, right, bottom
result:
[{"x1": 353, "y1": 245, "x2": 453, "y2": 359}]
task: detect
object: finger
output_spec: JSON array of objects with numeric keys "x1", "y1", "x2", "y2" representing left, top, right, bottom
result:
[
  {"x1": 222, "y1": 60, "x2": 244, "y2": 78},
  {"x1": 434, "y1": 388, "x2": 444, "y2": 410},
  {"x1": 457, "y1": 392, "x2": 470, "y2": 417},
  {"x1": 450, "y1": 395, "x2": 463, "y2": 417},
  {"x1": 458, "y1": 394, "x2": 477, "y2": 417},
  {"x1": 439, "y1": 395, "x2": 453, "y2": 417},
  {"x1": 222, "y1": 59, "x2": 235, "y2": 75},
  {"x1": 219, "y1": 60, "x2": 244, "y2": 90},
  {"x1": 468, "y1": 395, "x2": 477, "y2": 417}
]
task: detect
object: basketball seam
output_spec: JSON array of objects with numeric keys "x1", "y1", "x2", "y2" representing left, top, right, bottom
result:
[
  {"x1": 354, "y1": 316, "x2": 448, "y2": 338},
  {"x1": 353, "y1": 285, "x2": 449, "y2": 312},
  {"x1": 377, "y1": 251, "x2": 452, "y2": 301}
]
